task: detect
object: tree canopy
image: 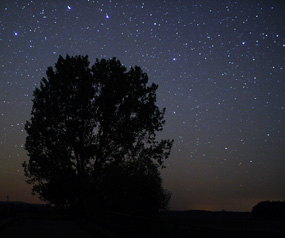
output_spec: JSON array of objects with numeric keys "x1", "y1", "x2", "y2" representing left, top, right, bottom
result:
[
  {"x1": 23, "y1": 55, "x2": 173, "y2": 212},
  {"x1": 252, "y1": 201, "x2": 285, "y2": 219}
]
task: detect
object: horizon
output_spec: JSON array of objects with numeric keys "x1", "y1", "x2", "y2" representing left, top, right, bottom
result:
[{"x1": 0, "y1": 199, "x2": 254, "y2": 213}]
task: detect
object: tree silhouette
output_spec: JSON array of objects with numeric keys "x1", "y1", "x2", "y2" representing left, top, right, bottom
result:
[
  {"x1": 252, "y1": 201, "x2": 285, "y2": 219},
  {"x1": 23, "y1": 55, "x2": 173, "y2": 211}
]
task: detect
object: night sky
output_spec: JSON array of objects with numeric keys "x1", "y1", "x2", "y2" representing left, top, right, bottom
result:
[{"x1": 0, "y1": 0, "x2": 284, "y2": 212}]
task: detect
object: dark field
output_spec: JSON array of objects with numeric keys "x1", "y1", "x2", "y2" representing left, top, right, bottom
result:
[{"x1": 1, "y1": 208, "x2": 284, "y2": 238}]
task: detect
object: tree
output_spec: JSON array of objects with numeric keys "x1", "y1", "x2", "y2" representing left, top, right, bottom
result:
[
  {"x1": 252, "y1": 201, "x2": 285, "y2": 219},
  {"x1": 23, "y1": 55, "x2": 173, "y2": 211}
]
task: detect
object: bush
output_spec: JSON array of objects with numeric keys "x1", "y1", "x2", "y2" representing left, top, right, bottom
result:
[{"x1": 252, "y1": 201, "x2": 285, "y2": 219}]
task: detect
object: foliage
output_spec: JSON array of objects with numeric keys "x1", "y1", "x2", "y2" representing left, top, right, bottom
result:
[
  {"x1": 252, "y1": 201, "x2": 285, "y2": 219},
  {"x1": 23, "y1": 55, "x2": 173, "y2": 211}
]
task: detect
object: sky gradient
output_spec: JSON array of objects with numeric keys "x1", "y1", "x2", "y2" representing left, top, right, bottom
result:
[{"x1": 0, "y1": 0, "x2": 284, "y2": 211}]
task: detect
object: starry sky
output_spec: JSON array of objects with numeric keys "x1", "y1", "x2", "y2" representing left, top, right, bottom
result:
[{"x1": 0, "y1": 0, "x2": 284, "y2": 212}]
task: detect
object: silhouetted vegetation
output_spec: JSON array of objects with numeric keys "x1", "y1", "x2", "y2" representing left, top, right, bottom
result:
[
  {"x1": 252, "y1": 201, "x2": 285, "y2": 220},
  {"x1": 23, "y1": 55, "x2": 173, "y2": 213},
  {"x1": 1, "y1": 207, "x2": 284, "y2": 238}
]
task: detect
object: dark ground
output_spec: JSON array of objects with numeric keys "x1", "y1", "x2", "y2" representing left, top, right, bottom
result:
[{"x1": 0, "y1": 208, "x2": 284, "y2": 238}]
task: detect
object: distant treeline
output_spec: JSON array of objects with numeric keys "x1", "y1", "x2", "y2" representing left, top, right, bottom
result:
[{"x1": 252, "y1": 201, "x2": 285, "y2": 219}]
